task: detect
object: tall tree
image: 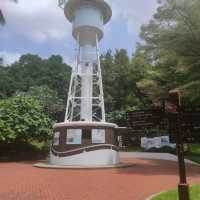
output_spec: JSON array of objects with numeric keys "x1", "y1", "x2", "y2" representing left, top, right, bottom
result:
[
  {"x1": 138, "y1": 0, "x2": 200, "y2": 105},
  {"x1": 102, "y1": 49, "x2": 131, "y2": 111},
  {"x1": 0, "y1": 0, "x2": 17, "y2": 25},
  {"x1": 101, "y1": 50, "x2": 115, "y2": 112},
  {"x1": 0, "y1": 54, "x2": 71, "y2": 100},
  {"x1": 101, "y1": 49, "x2": 153, "y2": 124}
]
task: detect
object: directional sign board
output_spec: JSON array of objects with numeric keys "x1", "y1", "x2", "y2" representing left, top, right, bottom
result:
[
  {"x1": 169, "y1": 108, "x2": 200, "y2": 143},
  {"x1": 127, "y1": 109, "x2": 167, "y2": 136},
  {"x1": 127, "y1": 107, "x2": 200, "y2": 143}
]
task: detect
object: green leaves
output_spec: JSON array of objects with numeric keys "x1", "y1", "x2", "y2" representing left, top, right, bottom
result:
[
  {"x1": 0, "y1": 10, "x2": 5, "y2": 25},
  {"x1": 0, "y1": 54, "x2": 71, "y2": 121},
  {"x1": 0, "y1": 0, "x2": 18, "y2": 26},
  {"x1": 106, "y1": 110, "x2": 127, "y2": 126},
  {"x1": 138, "y1": 0, "x2": 200, "y2": 106},
  {"x1": 17, "y1": 86, "x2": 65, "y2": 120},
  {"x1": 0, "y1": 54, "x2": 71, "y2": 99},
  {"x1": 0, "y1": 95, "x2": 53, "y2": 143}
]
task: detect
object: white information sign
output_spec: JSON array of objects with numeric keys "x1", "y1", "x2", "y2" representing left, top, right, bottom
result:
[
  {"x1": 92, "y1": 129, "x2": 105, "y2": 144},
  {"x1": 67, "y1": 129, "x2": 82, "y2": 144},
  {"x1": 141, "y1": 136, "x2": 175, "y2": 150},
  {"x1": 53, "y1": 132, "x2": 60, "y2": 146}
]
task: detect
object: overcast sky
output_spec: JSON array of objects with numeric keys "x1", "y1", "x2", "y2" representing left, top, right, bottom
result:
[{"x1": 0, "y1": 0, "x2": 158, "y2": 65}]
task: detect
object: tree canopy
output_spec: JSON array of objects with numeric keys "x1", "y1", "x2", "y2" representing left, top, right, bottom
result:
[
  {"x1": 1, "y1": 54, "x2": 71, "y2": 99},
  {"x1": 138, "y1": 0, "x2": 200, "y2": 106},
  {"x1": 0, "y1": 0, "x2": 18, "y2": 25}
]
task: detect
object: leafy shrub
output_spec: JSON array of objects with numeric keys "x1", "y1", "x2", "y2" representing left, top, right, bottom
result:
[
  {"x1": 0, "y1": 95, "x2": 53, "y2": 144},
  {"x1": 17, "y1": 86, "x2": 65, "y2": 121},
  {"x1": 106, "y1": 110, "x2": 127, "y2": 126},
  {"x1": 147, "y1": 146, "x2": 176, "y2": 154}
]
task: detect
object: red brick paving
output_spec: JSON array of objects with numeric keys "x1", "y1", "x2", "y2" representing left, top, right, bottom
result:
[{"x1": 0, "y1": 158, "x2": 200, "y2": 200}]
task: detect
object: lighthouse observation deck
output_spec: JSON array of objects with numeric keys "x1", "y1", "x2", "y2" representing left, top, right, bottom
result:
[{"x1": 58, "y1": 0, "x2": 112, "y2": 24}]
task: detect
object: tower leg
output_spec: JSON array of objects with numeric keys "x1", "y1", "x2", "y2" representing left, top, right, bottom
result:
[
  {"x1": 95, "y1": 34, "x2": 105, "y2": 122},
  {"x1": 80, "y1": 45, "x2": 94, "y2": 121}
]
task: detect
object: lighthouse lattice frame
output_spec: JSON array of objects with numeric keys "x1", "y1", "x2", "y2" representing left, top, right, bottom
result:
[{"x1": 65, "y1": 34, "x2": 105, "y2": 122}]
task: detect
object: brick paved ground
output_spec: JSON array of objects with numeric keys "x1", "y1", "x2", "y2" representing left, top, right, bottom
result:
[{"x1": 0, "y1": 158, "x2": 200, "y2": 200}]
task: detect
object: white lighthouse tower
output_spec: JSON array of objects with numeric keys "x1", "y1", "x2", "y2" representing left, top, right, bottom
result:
[{"x1": 50, "y1": 0, "x2": 120, "y2": 166}]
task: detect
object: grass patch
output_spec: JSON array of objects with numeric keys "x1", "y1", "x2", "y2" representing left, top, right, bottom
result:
[
  {"x1": 185, "y1": 144, "x2": 200, "y2": 164},
  {"x1": 126, "y1": 146, "x2": 144, "y2": 152},
  {"x1": 151, "y1": 185, "x2": 200, "y2": 200},
  {"x1": 190, "y1": 144, "x2": 200, "y2": 154},
  {"x1": 186, "y1": 154, "x2": 200, "y2": 164}
]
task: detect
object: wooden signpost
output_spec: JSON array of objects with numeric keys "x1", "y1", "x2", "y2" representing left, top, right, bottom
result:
[
  {"x1": 127, "y1": 89, "x2": 200, "y2": 200},
  {"x1": 168, "y1": 89, "x2": 190, "y2": 200}
]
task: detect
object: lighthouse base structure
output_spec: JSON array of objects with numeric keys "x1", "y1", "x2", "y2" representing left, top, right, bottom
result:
[
  {"x1": 50, "y1": 149, "x2": 119, "y2": 166},
  {"x1": 49, "y1": 122, "x2": 120, "y2": 167}
]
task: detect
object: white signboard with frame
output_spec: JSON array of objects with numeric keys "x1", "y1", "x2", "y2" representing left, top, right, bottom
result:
[
  {"x1": 66, "y1": 129, "x2": 82, "y2": 144},
  {"x1": 53, "y1": 132, "x2": 60, "y2": 146},
  {"x1": 92, "y1": 129, "x2": 105, "y2": 144}
]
